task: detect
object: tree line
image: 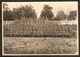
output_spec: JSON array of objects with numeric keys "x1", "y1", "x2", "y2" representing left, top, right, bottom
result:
[{"x1": 3, "y1": 3, "x2": 77, "y2": 21}]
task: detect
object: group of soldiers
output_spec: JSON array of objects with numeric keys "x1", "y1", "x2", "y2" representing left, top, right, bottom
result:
[{"x1": 4, "y1": 18, "x2": 77, "y2": 38}]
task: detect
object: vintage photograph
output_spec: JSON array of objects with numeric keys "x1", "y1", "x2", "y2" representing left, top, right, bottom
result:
[{"x1": 2, "y1": 2, "x2": 78, "y2": 55}]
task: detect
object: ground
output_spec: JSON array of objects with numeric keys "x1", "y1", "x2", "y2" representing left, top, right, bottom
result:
[{"x1": 3, "y1": 37, "x2": 78, "y2": 54}]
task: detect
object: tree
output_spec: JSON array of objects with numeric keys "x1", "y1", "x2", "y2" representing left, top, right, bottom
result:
[
  {"x1": 3, "y1": 3, "x2": 9, "y2": 11},
  {"x1": 12, "y1": 8, "x2": 22, "y2": 20},
  {"x1": 40, "y1": 4, "x2": 54, "y2": 20},
  {"x1": 3, "y1": 10, "x2": 14, "y2": 21},
  {"x1": 13, "y1": 5, "x2": 37, "y2": 20},
  {"x1": 3, "y1": 3, "x2": 14, "y2": 21},
  {"x1": 56, "y1": 10, "x2": 67, "y2": 21},
  {"x1": 68, "y1": 10, "x2": 77, "y2": 20}
]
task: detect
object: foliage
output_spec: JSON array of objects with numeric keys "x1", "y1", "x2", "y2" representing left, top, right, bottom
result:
[
  {"x1": 40, "y1": 5, "x2": 54, "y2": 20},
  {"x1": 3, "y1": 3, "x2": 37, "y2": 21},
  {"x1": 3, "y1": 3, "x2": 9, "y2": 11},
  {"x1": 3, "y1": 3, "x2": 14, "y2": 21},
  {"x1": 12, "y1": 5, "x2": 37, "y2": 20},
  {"x1": 3, "y1": 10, "x2": 14, "y2": 21},
  {"x1": 3, "y1": 3, "x2": 77, "y2": 21},
  {"x1": 68, "y1": 10, "x2": 77, "y2": 20},
  {"x1": 56, "y1": 10, "x2": 67, "y2": 21}
]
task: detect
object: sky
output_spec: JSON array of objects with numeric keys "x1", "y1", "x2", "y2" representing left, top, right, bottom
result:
[{"x1": 2, "y1": 2, "x2": 78, "y2": 17}]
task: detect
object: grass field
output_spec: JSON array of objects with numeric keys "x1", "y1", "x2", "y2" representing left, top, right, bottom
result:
[{"x1": 3, "y1": 37, "x2": 78, "y2": 54}]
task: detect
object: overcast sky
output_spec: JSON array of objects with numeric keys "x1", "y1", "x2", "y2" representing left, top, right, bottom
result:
[{"x1": 3, "y1": 2, "x2": 78, "y2": 17}]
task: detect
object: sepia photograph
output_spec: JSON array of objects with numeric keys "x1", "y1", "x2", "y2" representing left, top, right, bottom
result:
[{"x1": 2, "y1": 2, "x2": 78, "y2": 55}]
